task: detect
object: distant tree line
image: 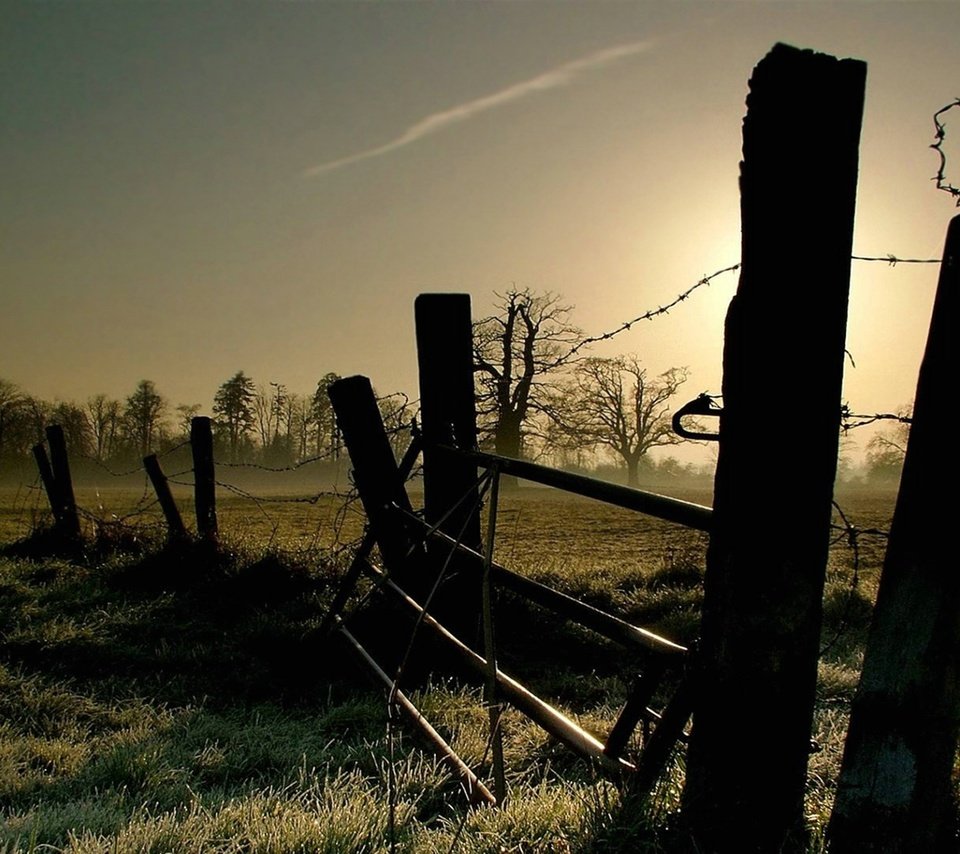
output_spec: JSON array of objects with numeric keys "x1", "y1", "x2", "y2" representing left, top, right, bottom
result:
[
  {"x1": 1, "y1": 287, "x2": 908, "y2": 487},
  {"x1": 0, "y1": 373, "x2": 416, "y2": 475}
]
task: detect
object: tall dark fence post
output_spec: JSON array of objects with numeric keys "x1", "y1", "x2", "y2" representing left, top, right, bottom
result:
[
  {"x1": 144, "y1": 454, "x2": 187, "y2": 541},
  {"x1": 190, "y1": 416, "x2": 217, "y2": 541},
  {"x1": 328, "y1": 376, "x2": 415, "y2": 578},
  {"x1": 681, "y1": 43, "x2": 866, "y2": 852},
  {"x1": 828, "y1": 215, "x2": 960, "y2": 852},
  {"x1": 414, "y1": 293, "x2": 483, "y2": 552},
  {"x1": 45, "y1": 425, "x2": 81, "y2": 538}
]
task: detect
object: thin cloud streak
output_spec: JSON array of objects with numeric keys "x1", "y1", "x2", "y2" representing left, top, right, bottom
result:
[{"x1": 303, "y1": 39, "x2": 655, "y2": 177}]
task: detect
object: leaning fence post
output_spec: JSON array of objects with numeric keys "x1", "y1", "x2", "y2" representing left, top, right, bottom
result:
[
  {"x1": 45, "y1": 425, "x2": 81, "y2": 539},
  {"x1": 828, "y1": 215, "x2": 960, "y2": 853},
  {"x1": 328, "y1": 376, "x2": 415, "y2": 579},
  {"x1": 681, "y1": 43, "x2": 866, "y2": 852},
  {"x1": 414, "y1": 293, "x2": 483, "y2": 552},
  {"x1": 190, "y1": 416, "x2": 218, "y2": 542},
  {"x1": 32, "y1": 443, "x2": 60, "y2": 528},
  {"x1": 143, "y1": 454, "x2": 187, "y2": 541}
]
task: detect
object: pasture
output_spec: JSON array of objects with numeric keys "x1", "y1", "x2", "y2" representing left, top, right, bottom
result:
[{"x1": 0, "y1": 483, "x2": 896, "y2": 852}]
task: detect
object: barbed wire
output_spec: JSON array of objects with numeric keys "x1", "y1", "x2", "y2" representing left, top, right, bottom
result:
[
  {"x1": 820, "y1": 502, "x2": 891, "y2": 659},
  {"x1": 561, "y1": 249, "x2": 940, "y2": 363},
  {"x1": 931, "y1": 97, "x2": 960, "y2": 205},
  {"x1": 840, "y1": 407, "x2": 913, "y2": 433}
]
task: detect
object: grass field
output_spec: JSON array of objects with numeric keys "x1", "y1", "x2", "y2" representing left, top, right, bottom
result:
[{"x1": 0, "y1": 480, "x2": 897, "y2": 852}]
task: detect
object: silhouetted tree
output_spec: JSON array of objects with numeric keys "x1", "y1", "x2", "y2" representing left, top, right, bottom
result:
[
  {"x1": 87, "y1": 394, "x2": 123, "y2": 461},
  {"x1": 550, "y1": 356, "x2": 689, "y2": 487},
  {"x1": 0, "y1": 379, "x2": 26, "y2": 460},
  {"x1": 175, "y1": 403, "x2": 202, "y2": 440},
  {"x1": 213, "y1": 371, "x2": 256, "y2": 462},
  {"x1": 378, "y1": 391, "x2": 416, "y2": 461},
  {"x1": 311, "y1": 372, "x2": 342, "y2": 458},
  {"x1": 473, "y1": 288, "x2": 582, "y2": 460},
  {"x1": 123, "y1": 380, "x2": 167, "y2": 458},
  {"x1": 51, "y1": 401, "x2": 92, "y2": 456},
  {"x1": 865, "y1": 404, "x2": 912, "y2": 482}
]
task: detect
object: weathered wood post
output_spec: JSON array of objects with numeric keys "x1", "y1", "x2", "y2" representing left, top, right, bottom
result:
[
  {"x1": 681, "y1": 43, "x2": 866, "y2": 852},
  {"x1": 143, "y1": 454, "x2": 187, "y2": 541},
  {"x1": 414, "y1": 294, "x2": 483, "y2": 551},
  {"x1": 415, "y1": 294, "x2": 484, "y2": 640},
  {"x1": 45, "y1": 425, "x2": 81, "y2": 539},
  {"x1": 828, "y1": 215, "x2": 960, "y2": 853},
  {"x1": 190, "y1": 416, "x2": 218, "y2": 542},
  {"x1": 327, "y1": 375, "x2": 415, "y2": 578},
  {"x1": 32, "y1": 442, "x2": 61, "y2": 528}
]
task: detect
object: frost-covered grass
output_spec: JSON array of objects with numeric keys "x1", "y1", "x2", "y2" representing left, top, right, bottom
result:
[{"x1": 0, "y1": 488, "x2": 893, "y2": 852}]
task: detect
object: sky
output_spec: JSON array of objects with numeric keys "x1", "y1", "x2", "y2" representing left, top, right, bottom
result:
[{"x1": 2, "y1": 1, "x2": 958, "y2": 464}]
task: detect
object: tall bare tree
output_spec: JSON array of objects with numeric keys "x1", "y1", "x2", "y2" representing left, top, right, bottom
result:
[
  {"x1": 473, "y1": 288, "x2": 582, "y2": 460},
  {"x1": 552, "y1": 356, "x2": 689, "y2": 486},
  {"x1": 88, "y1": 394, "x2": 123, "y2": 461}
]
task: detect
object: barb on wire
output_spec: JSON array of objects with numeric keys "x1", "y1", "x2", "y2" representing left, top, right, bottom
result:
[
  {"x1": 561, "y1": 247, "x2": 937, "y2": 363},
  {"x1": 214, "y1": 445, "x2": 342, "y2": 472},
  {"x1": 821, "y1": 502, "x2": 891, "y2": 658},
  {"x1": 931, "y1": 97, "x2": 960, "y2": 206},
  {"x1": 566, "y1": 264, "x2": 741, "y2": 360},
  {"x1": 851, "y1": 254, "x2": 941, "y2": 265}
]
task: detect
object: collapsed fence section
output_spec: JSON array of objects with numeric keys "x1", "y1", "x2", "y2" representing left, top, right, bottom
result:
[{"x1": 323, "y1": 286, "x2": 716, "y2": 807}]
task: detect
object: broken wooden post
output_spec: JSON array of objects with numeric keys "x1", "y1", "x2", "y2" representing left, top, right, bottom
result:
[
  {"x1": 414, "y1": 293, "x2": 483, "y2": 551},
  {"x1": 45, "y1": 425, "x2": 81, "y2": 538},
  {"x1": 190, "y1": 416, "x2": 218, "y2": 541},
  {"x1": 327, "y1": 375, "x2": 415, "y2": 579},
  {"x1": 681, "y1": 43, "x2": 866, "y2": 852},
  {"x1": 143, "y1": 453, "x2": 187, "y2": 541},
  {"x1": 828, "y1": 215, "x2": 960, "y2": 853}
]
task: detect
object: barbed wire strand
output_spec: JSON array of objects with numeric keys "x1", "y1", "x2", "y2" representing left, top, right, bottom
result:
[{"x1": 931, "y1": 98, "x2": 960, "y2": 205}]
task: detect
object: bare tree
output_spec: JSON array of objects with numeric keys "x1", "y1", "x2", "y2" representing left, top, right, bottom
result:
[
  {"x1": 473, "y1": 288, "x2": 582, "y2": 460},
  {"x1": 552, "y1": 355, "x2": 689, "y2": 487},
  {"x1": 865, "y1": 403, "x2": 912, "y2": 481},
  {"x1": 0, "y1": 379, "x2": 26, "y2": 460},
  {"x1": 88, "y1": 394, "x2": 123, "y2": 461},
  {"x1": 175, "y1": 403, "x2": 202, "y2": 440}
]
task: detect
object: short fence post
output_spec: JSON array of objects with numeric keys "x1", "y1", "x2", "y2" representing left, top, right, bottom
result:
[
  {"x1": 45, "y1": 425, "x2": 81, "y2": 539},
  {"x1": 143, "y1": 454, "x2": 187, "y2": 541},
  {"x1": 190, "y1": 416, "x2": 218, "y2": 542},
  {"x1": 828, "y1": 215, "x2": 960, "y2": 853},
  {"x1": 681, "y1": 43, "x2": 866, "y2": 852},
  {"x1": 328, "y1": 376, "x2": 415, "y2": 579},
  {"x1": 414, "y1": 293, "x2": 483, "y2": 552},
  {"x1": 32, "y1": 443, "x2": 60, "y2": 527}
]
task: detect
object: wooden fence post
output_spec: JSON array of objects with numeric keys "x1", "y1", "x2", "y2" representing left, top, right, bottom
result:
[
  {"x1": 32, "y1": 443, "x2": 60, "y2": 528},
  {"x1": 414, "y1": 293, "x2": 483, "y2": 552},
  {"x1": 143, "y1": 454, "x2": 187, "y2": 541},
  {"x1": 45, "y1": 425, "x2": 81, "y2": 539},
  {"x1": 328, "y1": 375, "x2": 415, "y2": 579},
  {"x1": 190, "y1": 416, "x2": 217, "y2": 541},
  {"x1": 681, "y1": 43, "x2": 866, "y2": 852},
  {"x1": 828, "y1": 215, "x2": 960, "y2": 852}
]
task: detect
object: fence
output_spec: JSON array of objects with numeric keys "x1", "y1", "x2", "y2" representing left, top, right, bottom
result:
[{"x1": 15, "y1": 48, "x2": 959, "y2": 854}]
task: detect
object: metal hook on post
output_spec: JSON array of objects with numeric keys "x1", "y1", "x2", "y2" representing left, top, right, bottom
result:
[{"x1": 672, "y1": 393, "x2": 723, "y2": 441}]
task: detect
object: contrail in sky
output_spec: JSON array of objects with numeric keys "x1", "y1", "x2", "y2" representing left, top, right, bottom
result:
[{"x1": 303, "y1": 39, "x2": 655, "y2": 178}]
